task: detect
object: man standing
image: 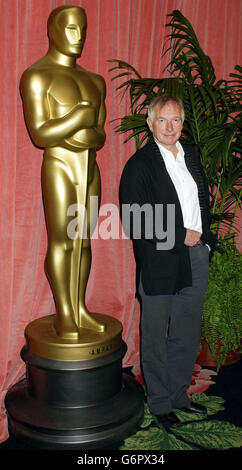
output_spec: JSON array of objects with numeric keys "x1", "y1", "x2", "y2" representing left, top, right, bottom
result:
[{"x1": 119, "y1": 95, "x2": 216, "y2": 429}]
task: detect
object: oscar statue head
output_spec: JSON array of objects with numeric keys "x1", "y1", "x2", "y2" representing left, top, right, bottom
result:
[{"x1": 47, "y1": 5, "x2": 87, "y2": 58}]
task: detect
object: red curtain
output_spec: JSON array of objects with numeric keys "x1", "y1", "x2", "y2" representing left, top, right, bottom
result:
[{"x1": 0, "y1": 0, "x2": 241, "y2": 442}]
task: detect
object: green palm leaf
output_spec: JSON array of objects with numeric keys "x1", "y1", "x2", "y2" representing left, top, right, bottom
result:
[
  {"x1": 173, "y1": 421, "x2": 242, "y2": 449},
  {"x1": 165, "y1": 11, "x2": 216, "y2": 85}
]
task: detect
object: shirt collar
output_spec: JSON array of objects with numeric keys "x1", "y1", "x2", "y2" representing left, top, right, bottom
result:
[{"x1": 155, "y1": 140, "x2": 184, "y2": 162}]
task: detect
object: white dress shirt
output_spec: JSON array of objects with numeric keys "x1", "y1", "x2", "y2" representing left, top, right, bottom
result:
[{"x1": 157, "y1": 141, "x2": 202, "y2": 234}]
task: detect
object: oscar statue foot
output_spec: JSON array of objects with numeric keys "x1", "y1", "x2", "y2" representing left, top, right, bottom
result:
[
  {"x1": 78, "y1": 310, "x2": 106, "y2": 333},
  {"x1": 54, "y1": 316, "x2": 80, "y2": 340}
]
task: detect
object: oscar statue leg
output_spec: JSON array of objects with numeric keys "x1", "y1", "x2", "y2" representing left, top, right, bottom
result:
[
  {"x1": 77, "y1": 160, "x2": 105, "y2": 332},
  {"x1": 41, "y1": 155, "x2": 80, "y2": 340}
]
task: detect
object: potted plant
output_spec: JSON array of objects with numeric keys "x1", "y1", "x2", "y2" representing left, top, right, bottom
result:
[
  {"x1": 197, "y1": 237, "x2": 241, "y2": 369},
  {"x1": 109, "y1": 10, "x2": 241, "y2": 369}
]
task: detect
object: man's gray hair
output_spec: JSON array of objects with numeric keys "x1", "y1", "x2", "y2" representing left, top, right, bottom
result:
[{"x1": 147, "y1": 95, "x2": 185, "y2": 123}]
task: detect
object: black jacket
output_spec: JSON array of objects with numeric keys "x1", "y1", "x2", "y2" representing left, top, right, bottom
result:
[{"x1": 119, "y1": 137, "x2": 216, "y2": 295}]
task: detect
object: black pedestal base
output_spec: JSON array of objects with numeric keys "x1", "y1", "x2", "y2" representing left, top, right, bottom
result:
[{"x1": 5, "y1": 343, "x2": 144, "y2": 450}]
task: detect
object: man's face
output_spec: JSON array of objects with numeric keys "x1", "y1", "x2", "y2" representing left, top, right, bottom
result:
[
  {"x1": 147, "y1": 101, "x2": 183, "y2": 151},
  {"x1": 51, "y1": 8, "x2": 87, "y2": 57}
]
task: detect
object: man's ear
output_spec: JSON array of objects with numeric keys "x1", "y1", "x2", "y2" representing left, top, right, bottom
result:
[{"x1": 146, "y1": 117, "x2": 153, "y2": 132}]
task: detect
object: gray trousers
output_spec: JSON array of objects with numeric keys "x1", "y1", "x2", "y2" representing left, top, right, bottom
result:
[{"x1": 139, "y1": 243, "x2": 209, "y2": 415}]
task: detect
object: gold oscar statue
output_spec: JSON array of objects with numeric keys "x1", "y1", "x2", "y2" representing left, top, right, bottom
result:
[
  {"x1": 5, "y1": 6, "x2": 144, "y2": 448},
  {"x1": 19, "y1": 5, "x2": 122, "y2": 359}
]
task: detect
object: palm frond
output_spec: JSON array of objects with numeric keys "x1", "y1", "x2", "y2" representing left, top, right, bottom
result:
[
  {"x1": 165, "y1": 10, "x2": 216, "y2": 85},
  {"x1": 108, "y1": 59, "x2": 142, "y2": 79}
]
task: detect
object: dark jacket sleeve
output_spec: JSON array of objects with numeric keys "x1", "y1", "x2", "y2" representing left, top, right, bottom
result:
[{"x1": 119, "y1": 156, "x2": 160, "y2": 244}]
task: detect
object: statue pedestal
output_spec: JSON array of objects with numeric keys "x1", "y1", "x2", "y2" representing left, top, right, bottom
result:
[{"x1": 5, "y1": 314, "x2": 144, "y2": 449}]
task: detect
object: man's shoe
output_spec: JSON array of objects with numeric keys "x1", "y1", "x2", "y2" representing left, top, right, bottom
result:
[
  {"x1": 178, "y1": 401, "x2": 207, "y2": 415},
  {"x1": 155, "y1": 411, "x2": 181, "y2": 429}
]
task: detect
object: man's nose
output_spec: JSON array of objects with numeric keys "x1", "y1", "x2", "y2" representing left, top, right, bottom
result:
[{"x1": 166, "y1": 120, "x2": 173, "y2": 132}]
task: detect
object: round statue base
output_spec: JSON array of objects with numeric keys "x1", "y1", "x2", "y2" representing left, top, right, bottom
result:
[
  {"x1": 5, "y1": 315, "x2": 144, "y2": 450},
  {"x1": 24, "y1": 312, "x2": 124, "y2": 361}
]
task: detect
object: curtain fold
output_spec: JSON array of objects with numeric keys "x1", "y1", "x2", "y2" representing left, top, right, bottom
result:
[{"x1": 0, "y1": 0, "x2": 241, "y2": 442}]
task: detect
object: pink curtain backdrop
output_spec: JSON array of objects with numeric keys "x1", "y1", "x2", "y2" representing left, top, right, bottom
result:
[{"x1": 0, "y1": 0, "x2": 241, "y2": 442}]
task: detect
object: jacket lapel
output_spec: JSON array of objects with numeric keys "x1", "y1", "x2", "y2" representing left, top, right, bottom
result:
[{"x1": 183, "y1": 145, "x2": 206, "y2": 213}]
